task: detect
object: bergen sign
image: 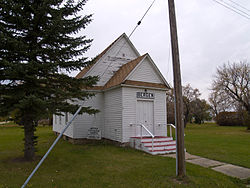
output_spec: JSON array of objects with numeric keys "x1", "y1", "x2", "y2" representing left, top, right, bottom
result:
[{"x1": 136, "y1": 92, "x2": 154, "y2": 99}]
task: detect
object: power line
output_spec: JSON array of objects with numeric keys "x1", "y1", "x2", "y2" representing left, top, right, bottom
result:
[
  {"x1": 211, "y1": 0, "x2": 250, "y2": 20},
  {"x1": 100, "y1": 0, "x2": 157, "y2": 78},
  {"x1": 220, "y1": 0, "x2": 250, "y2": 17},
  {"x1": 128, "y1": 0, "x2": 157, "y2": 38},
  {"x1": 160, "y1": 0, "x2": 172, "y2": 82},
  {"x1": 227, "y1": 0, "x2": 250, "y2": 12},
  {"x1": 213, "y1": 0, "x2": 250, "y2": 18}
]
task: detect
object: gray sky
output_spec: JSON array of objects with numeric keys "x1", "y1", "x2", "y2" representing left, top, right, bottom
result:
[{"x1": 76, "y1": 0, "x2": 250, "y2": 100}]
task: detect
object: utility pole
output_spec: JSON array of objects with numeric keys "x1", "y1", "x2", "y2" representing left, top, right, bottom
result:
[{"x1": 168, "y1": 0, "x2": 186, "y2": 177}]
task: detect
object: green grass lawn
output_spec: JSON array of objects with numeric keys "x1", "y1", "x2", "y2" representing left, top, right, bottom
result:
[
  {"x1": 0, "y1": 125, "x2": 249, "y2": 187},
  {"x1": 185, "y1": 123, "x2": 250, "y2": 168}
]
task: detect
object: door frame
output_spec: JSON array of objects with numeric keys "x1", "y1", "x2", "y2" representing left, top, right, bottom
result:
[{"x1": 136, "y1": 99, "x2": 154, "y2": 136}]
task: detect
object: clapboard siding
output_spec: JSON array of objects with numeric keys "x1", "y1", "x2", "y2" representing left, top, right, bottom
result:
[
  {"x1": 73, "y1": 92, "x2": 104, "y2": 138},
  {"x1": 53, "y1": 113, "x2": 73, "y2": 137},
  {"x1": 122, "y1": 87, "x2": 137, "y2": 143},
  {"x1": 153, "y1": 91, "x2": 167, "y2": 136},
  {"x1": 104, "y1": 87, "x2": 122, "y2": 142},
  {"x1": 122, "y1": 87, "x2": 167, "y2": 143},
  {"x1": 128, "y1": 58, "x2": 163, "y2": 84},
  {"x1": 85, "y1": 36, "x2": 139, "y2": 86}
]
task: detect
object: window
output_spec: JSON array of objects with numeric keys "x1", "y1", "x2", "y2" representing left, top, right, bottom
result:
[
  {"x1": 55, "y1": 115, "x2": 57, "y2": 124},
  {"x1": 65, "y1": 112, "x2": 68, "y2": 124},
  {"x1": 59, "y1": 115, "x2": 62, "y2": 125}
]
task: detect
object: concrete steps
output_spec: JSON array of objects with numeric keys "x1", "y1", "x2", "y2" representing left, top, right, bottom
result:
[{"x1": 129, "y1": 136, "x2": 176, "y2": 155}]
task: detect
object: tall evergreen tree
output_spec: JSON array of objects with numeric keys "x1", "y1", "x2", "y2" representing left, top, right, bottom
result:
[{"x1": 0, "y1": 0, "x2": 98, "y2": 161}]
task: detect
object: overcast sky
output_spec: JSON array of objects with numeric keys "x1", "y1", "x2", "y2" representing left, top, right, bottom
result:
[{"x1": 76, "y1": 0, "x2": 250, "y2": 100}]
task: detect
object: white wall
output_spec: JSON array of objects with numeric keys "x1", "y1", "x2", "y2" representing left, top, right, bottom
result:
[
  {"x1": 153, "y1": 90, "x2": 168, "y2": 136},
  {"x1": 72, "y1": 92, "x2": 104, "y2": 138},
  {"x1": 103, "y1": 87, "x2": 123, "y2": 142},
  {"x1": 128, "y1": 57, "x2": 163, "y2": 84},
  {"x1": 53, "y1": 113, "x2": 73, "y2": 137},
  {"x1": 52, "y1": 92, "x2": 104, "y2": 139},
  {"x1": 122, "y1": 87, "x2": 167, "y2": 143}
]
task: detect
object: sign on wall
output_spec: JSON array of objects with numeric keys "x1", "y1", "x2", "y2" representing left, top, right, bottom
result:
[
  {"x1": 87, "y1": 127, "x2": 101, "y2": 140},
  {"x1": 136, "y1": 92, "x2": 154, "y2": 99}
]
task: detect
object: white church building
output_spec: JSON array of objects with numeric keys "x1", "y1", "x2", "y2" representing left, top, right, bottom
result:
[{"x1": 53, "y1": 33, "x2": 176, "y2": 154}]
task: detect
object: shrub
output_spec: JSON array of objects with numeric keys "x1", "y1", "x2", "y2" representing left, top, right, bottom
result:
[
  {"x1": 167, "y1": 102, "x2": 175, "y2": 124},
  {"x1": 242, "y1": 112, "x2": 250, "y2": 130},
  {"x1": 38, "y1": 119, "x2": 50, "y2": 126},
  {"x1": 215, "y1": 112, "x2": 244, "y2": 126}
]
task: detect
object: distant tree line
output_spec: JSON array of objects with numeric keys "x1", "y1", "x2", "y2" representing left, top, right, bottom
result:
[
  {"x1": 167, "y1": 61, "x2": 249, "y2": 129},
  {"x1": 166, "y1": 84, "x2": 212, "y2": 127}
]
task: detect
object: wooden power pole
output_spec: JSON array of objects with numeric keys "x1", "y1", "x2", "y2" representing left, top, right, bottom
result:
[{"x1": 168, "y1": 0, "x2": 186, "y2": 177}]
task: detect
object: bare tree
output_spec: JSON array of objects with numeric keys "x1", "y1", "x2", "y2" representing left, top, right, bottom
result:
[
  {"x1": 191, "y1": 99, "x2": 212, "y2": 124},
  {"x1": 208, "y1": 89, "x2": 233, "y2": 117},
  {"x1": 166, "y1": 84, "x2": 212, "y2": 126},
  {"x1": 211, "y1": 61, "x2": 250, "y2": 129},
  {"x1": 183, "y1": 84, "x2": 201, "y2": 127}
]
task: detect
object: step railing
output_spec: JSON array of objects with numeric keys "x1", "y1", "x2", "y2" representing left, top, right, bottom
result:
[
  {"x1": 158, "y1": 123, "x2": 176, "y2": 139},
  {"x1": 130, "y1": 123, "x2": 155, "y2": 151}
]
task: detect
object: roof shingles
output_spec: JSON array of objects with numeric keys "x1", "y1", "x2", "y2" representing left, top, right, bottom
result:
[
  {"x1": 103, "y1": 54, "x2": 147, "y2": 89},
  {"x1": 75, "y1": 34, "x2": 123, "y2": 79},
  {"x1": 76, "y1": 33, "x2": 168, "y2": 90},
  {"x1": 80, "y1": 54, "x2": 168, "y2": 90}
]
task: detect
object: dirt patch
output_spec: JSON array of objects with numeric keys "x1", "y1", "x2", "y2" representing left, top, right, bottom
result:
[
  {"x1": 0, "y1": 124, "x2": 18, "y2": 127},
  {"x1": 6, "y1": 155, "x2": 42, "y2": 163},
  {"x1": 171, "y1": 176, "x2": 190, "y2": 185}
]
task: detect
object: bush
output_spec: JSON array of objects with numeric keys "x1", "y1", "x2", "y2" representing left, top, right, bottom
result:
[
  {"x1": 38, "y1": 119, "x2": 50, "y2": 126},
  {"x1": 242, "y1": 112, "x2": 250, "y2": 130},
  {"x1": 215, "y1": 112, "x2": 244, "y2": 126},
  {"x1": 167, "y1": 102, "x2": 175, "y2": 124}
]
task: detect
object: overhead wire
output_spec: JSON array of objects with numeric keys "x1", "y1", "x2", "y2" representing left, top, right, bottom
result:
[
  {"x1": 211, "y1": 0, "x2": 250, "y2": 20},
  {"x1": 160, "y1": 0, "x2": 172, "y2": 83},
  {"x1": 99, "y1": 0, "x2": 157, "y2": 79},
  {"x1": 219, "y1": 0, "x2": 250, "y2": 17},
  {"x1": 128, "y1": 0, "x2": 157, "y2": 38},
  {"x1": 227, "y1": 0, "x2": 250, "y2": 12}
]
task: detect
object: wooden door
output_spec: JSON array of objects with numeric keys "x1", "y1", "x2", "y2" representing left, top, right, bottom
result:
[{"x1": 136, "y1": 100, "x2": 154, "y2": 136}]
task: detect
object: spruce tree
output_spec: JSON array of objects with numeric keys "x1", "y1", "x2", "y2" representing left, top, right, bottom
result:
[{"x1": 0, "y1": 0, "x2": 98, "y2": 161}]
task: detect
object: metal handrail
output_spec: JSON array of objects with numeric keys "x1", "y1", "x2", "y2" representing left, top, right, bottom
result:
[
  {"x1": 130, "y1": 123, "x2": 155, "y2": 151},
  {"x1": 138, "y1": 123, "x2": 154, "y2": 138},
  {"x1": 138, "y1": 123, "x2": 155, "y2": 152},
  {"x1": 167, "y1": 124, "x2": 176, "y2": 138},
  {"x1": 167, "y1": 123, "x2": 176, "y2": 128},
  {"x1": 158, "y1": 123, "x2": 176, "y2": 138}
]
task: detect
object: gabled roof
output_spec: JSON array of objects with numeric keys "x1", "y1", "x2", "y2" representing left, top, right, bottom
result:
[
  {"x1": 82, "y1": 54, "x2": 169, "y2": 90},
  {"x1": 125, "y1": 54, "x2": 170, "y2": 89},
  {"x1": 75, "y1": 33, "x2": 140, "y2": 79},
  {"x1": 75, "y1": 36, "x2": 120, "y2": 79},
  {"x1": 103, "y1": 54, "x2": 147, "y2": 89},
  {"x1": 76, "y1": 33, "x2": 170, "y2": 91},
  {"x1": 103, "y1": 53, "x2": 170, "y2": 90}
]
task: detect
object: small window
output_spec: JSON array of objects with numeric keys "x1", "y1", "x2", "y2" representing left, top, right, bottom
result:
[
  {"x1": 65, "y1": 112, "x2": 68, "y2": 124},
  {"x1": 59, "y1": 115, "x2": 62, "y2": 125},
  {"x1": 55, "y1": 115, "x2": 57, "y2": 124}
]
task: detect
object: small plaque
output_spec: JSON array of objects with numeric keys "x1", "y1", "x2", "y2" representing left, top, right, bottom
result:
[
  {"x1": 136, "y1": 92, "x2": 154, "y2": 99},
  {"x1": 87, "y1": 127, "x2": 101, "y2": 140}
]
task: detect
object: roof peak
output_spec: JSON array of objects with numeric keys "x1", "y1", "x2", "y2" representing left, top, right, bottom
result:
[{"x1": 76, "y1": 33, "x2": 139, "y2": 79}]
